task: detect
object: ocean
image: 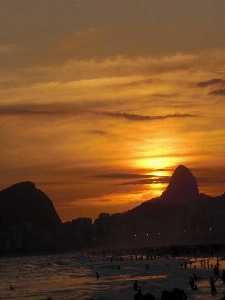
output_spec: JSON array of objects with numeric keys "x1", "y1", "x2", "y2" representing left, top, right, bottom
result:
[{"x1": 1, "y1": 252, "x2": 225, "y2": 300}]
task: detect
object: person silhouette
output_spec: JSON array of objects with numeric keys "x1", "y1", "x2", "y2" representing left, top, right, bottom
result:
[
  {"x1": 134, "y1": 288, "x2": 144, "y2": 300},
  {"x1": 143, "y1": 293, "x2": 155, "y2": 300},
  {"x1": 189, "y1": 277, "x2": 198, "y2": 290},
  {"x1": 193, "y1": 273, "x2": 199, "y2": 281},
  {"x1": 133, "y1": 280, "x2": 139, "y2": 291},
  {"x1": 9, "y1": 285, "x2": 14, "y2": 290},
  {"x1": 221, "y1": 270, "x2": 225, "y2": 284},
  {"x1": 209, "y1": 276, "x2": 218, "y2": 295},
  {"x1": 96, "y1": 272, "x2": 100, "y2": 279}
]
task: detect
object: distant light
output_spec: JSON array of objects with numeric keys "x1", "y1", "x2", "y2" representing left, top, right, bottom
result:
[
  {"x1": 135, "y1": 234, "x2": 136, "y2": 237},
  {"x1": 159, "y1": 233, "x2": 161, "y2": 235},
  {"x1": 210, "y1": 228, "x2": 212, "y2": 230},
  {"x1": 147, "y1": 234, "x2": 148, "y2": 236},
  {"x1": 197, "y1": 229, "x2": 198, "y2": 231},
  {"x1": 184, "y1": 231, "x2": 186, "y2": 233}
]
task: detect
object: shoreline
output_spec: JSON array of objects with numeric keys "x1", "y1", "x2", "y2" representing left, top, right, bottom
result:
[{"x1": 1, "y1": 243, "x2": 225, "y2": 259}]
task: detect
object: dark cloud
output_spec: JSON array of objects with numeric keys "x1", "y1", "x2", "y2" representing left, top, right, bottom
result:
[
  {"x1": 120, "y1": 177, "x2": 170, "y2": 185},
  {"x1": 0, "y1": 108, "x2": 64, "y2": 115},
  {"x1": 151, "y1": 93, "x2": 179, "y2": 98},
  {"x1": 92, "y1": 173, "x2": 155, "y2": 179},
  {"x1": 0, "y1": 107, "x2": 200, "y2": 122},
  {"x1": 99, "y1": 111, "x2": 199, "y2": 121},
  {"x1": 197, "y1": 78, "x2": 224, "y2": 87},
  {"x1": 0, "y1": 103, "x2": 94, "y2": 116},
  {"x1": 91, "y1": 173, "x2": 171, "y2": 186},
  {"x1": 208, "y1": 89, "x2": 225, "y2": 96}
]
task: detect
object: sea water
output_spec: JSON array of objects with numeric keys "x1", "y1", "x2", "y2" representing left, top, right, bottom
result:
[{"x1": 1, "y1": 252, "x2": 225, "y2": 300}]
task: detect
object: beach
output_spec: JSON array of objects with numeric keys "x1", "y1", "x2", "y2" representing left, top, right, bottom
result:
[{"x1": 1, "y1": 251, "x2": 225, "y2": 300}]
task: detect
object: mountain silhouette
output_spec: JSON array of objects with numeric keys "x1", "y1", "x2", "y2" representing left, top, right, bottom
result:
[
  {"x1": 121, "y1": 165, "x2": 200, "y2": 222},
  {"x1": 0, "y1": 181, "x2": 61, "y2": 230},
  {"x1": 158, "y1": 165, "x2": 199, "y2": 204}
]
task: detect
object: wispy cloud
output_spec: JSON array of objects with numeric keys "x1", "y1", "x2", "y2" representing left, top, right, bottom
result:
[
  {"x1": 98, "y1": 111, "x2": 199, "y2": 121},
  {"x1": 1, "y1": 106, "x2": 200, "y2": 121},
  {"x1": 208, "y1": 89, "x2": 225, "y2": 96},
  {"x1": 91, "y1": 173, "x2": 171, "y2": 185},
  {"x1": 151, "y1": 93, "x2": 180, "y2": 98},
  {"x1": 197, "y1": 78, "x2": 224, "y2": 88},
  {"x1": 0, "y1": 108, "x2": 64, "y2": 116},
  {"x1": 92, "y1": 173, "x2": 156, "y2": 179},
  {"x1": 120, "y1": 177, "x2": 170, "y2": 185}
]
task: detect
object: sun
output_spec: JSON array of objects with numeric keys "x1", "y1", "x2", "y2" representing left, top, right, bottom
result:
[{"x1": 133, "y1": 156, "x2": 178, "y2": 172}]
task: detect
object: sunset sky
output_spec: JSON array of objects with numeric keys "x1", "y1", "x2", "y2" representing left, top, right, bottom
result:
[{"x1": 1, "y1": 0, "x2": 225, "y2": 222}]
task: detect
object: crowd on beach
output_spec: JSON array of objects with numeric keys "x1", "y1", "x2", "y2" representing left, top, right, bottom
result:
[
  {"x1": 91, "y1": 251, "x2": 225, "y2": 300},
  {"x1": 8, "y1": 244, "x2": 225, "y2": 300}
]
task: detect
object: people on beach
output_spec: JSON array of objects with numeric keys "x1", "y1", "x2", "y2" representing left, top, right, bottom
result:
[
  {"x1": 9, "y1": 285, "x2": 14, "y2": 290},
  {"x1": 146, "y1": 264, "x2": 149, "y2": 269},
  {"x1": 143, "y1": 292, "x2": 155, "y2": 300},
  {"x1": 173, "y1": 288, "x2": 187, "y2": 300},
  {"x1": 209, "y1": 276, "x2": 218, "y2": 295},
  {"x1": 189, "y1": 277, "x2": 198, "y2": 290},
  {"x1": 216, "y1": 255, "x2": 220, "y2": 268},
  {"x1": 161, "y1": 288, "x2": 187, "y2": 300},
  {"x1": 161, "y1": 290, "x2": 171, "y2": 300},
  {"x1": 118, "y1": 264, "x2": 120, "y2": 270},
  {"x1": 213, "y1": 265, "x2": 219, "y2": 276},
  {"x1": 96, "y1": 272, "x2": 100, "y2": 279},
  {"x1": 134, "y1": 288, "x2": 144, "y2": 300},
  {"x1": 133, "y1": 280, "x2": 139, "y2": 291},
  {"x1": 221, "y1": 270, "x2": 225, "y2": 284},
  {"x1": 193, "y1": 272, "x2": 199, "y2": 281}
]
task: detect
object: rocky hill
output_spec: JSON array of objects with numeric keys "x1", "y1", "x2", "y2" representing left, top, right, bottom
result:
[
  {"x1": 157, "y1": 165, "x2": 199, "y2": 204},
  {"x1": 0, "y1": 181, "x2": 61, "y2": 230},
  {"x1": 122, "y1": 165, "x2": 200, "y2": 219}
]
